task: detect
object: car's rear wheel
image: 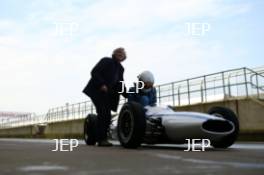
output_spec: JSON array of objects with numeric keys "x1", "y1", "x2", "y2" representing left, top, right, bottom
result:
[
  {"x1": 208, "y1": 106, "x2": 239, "y2": 148},
  {"x1": 84, "y1": 114, "x2": 97, "y2": 145},
  {"x1": 117, "y1": 102, "x2": 146, "y2": 148}
]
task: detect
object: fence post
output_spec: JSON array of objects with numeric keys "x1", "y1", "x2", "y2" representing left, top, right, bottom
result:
[
  {"x1": 66, "y1": 103, "x2": 69, "y2": 120},
  {"x1": 53, "y1": 108, "x2": 55, "y2": 122},
  {"x1": 72, "y1": 104, "x2": 74, "y2": 120},
  {"x1": 244, "y1": 68, "x2": 249, "y2": 98},
  {"x1": 57, "y1": 108, "x2": 59, "y2": 121},
  {"x1": 200, "y1": 80, "x2": 204, "y2": 103},
  {"x1": 158, "y1": 85, "x2": 161, "y2": 105},
  {"x1": 256, "y1": 74, "x2": 260, "y2": 98},
  {"x1": 187, "y1": 79, "x2": 190, "y2": 105},
  {"x1": 61, "y1": 106, "x2": 64, "y2": 120},
  {"x1": 84, "y1": 101, "x2": 87, "y2": 114},
  {"x1": 204, "y1": 76, "x2": 207, "y2": 102},
  {"x1": 214, "y1": 77, "x2": 216, "y2": 96},
  {"x1": 228, "y1": 73, "x2": 232, "y2": 98},
  {"x1": 222, "y1": 72, "x2": 226, "y2": 99},
  {"x1": 78, "y1": 103, "x2": 81, "y2": 116},
  {"x1": 178, "y1": 85, "x2": 181, "y2": 106},
  {"x1": 172, "y1": 83, "x2": 175, "y2": 106}
]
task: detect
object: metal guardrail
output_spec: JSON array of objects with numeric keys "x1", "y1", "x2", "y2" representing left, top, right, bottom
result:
[
  {"x1": 1, "y1": 67, "x2": 264, "y2": 129},
  {"x1": 0, "y1": 113, "x2": 45, "y2": 129},
  {"x1": 157, "y1": 67, "x2": 264, "y2": 105}
]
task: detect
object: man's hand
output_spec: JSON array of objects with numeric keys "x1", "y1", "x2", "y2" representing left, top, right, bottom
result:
[{"x1": 100, "y1": 85, "x2": 108, "y2": 92}]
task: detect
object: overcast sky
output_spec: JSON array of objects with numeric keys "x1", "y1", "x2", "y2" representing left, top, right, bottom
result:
[{"x1": 0, "y1": 0, "x2": 263, "y2": 113}]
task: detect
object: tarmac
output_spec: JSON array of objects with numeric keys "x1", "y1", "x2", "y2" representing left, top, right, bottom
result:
[{"x1": 0, "y1": 139, "x2": 264, "y2": 175}]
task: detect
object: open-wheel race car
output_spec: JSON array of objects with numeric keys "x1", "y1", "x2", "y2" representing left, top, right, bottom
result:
[{"x1": 84, "y1": 102, "x2": 239, "y2": 149}]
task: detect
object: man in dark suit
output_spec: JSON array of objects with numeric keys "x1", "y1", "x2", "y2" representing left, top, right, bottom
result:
[{"x1": 83, "y1": 47, "x2": 127, "y2": 146}]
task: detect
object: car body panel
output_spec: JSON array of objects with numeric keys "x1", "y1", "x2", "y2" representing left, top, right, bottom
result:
[{"x1": 110, "y1": 106, "x2": 235, "y2": 144}]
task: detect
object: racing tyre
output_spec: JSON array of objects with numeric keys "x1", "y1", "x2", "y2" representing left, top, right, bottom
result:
[
  {"x1": 84, "y1": 114, "x2": 97, "y2": 145},
  {"x1": 208, "y1": 106, "x2": 239, "y2": 148},
  {"x1": 117, "y1": 102, "x2": 146, "y2": 148}
]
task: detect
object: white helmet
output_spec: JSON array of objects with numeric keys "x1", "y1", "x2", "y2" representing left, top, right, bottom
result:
[{"x1": 138, "y1": 70, "x2": 155, "y2": 84}]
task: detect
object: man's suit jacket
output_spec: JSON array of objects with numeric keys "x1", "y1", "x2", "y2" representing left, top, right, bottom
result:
[{"x1": 83, "y1": 57, "x2": 126, "y2": 111}]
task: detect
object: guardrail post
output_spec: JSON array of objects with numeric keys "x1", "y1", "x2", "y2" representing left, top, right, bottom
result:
[
  {"x1": 72, "y1": 104, "x2": 74, "y2": 120},
  {"x1": 66, "y1": 103, "x2": 69, "y2": 120},
  {"x1": 255, "y1": 74, "x2": 260, "y2": 98},
  {"x1": 78, "y1": 103, "x2": 81, "y2": 117},
  {"x1": 178, "y1": 85, "x2": 181, "y2": 106},
  {"x1": 53, "y1": 108, "x2": 55, "y2": 122},
  {"x1": 187, "y1": 79, "x2": 190, "y2": 105},
  {"x1": 200, "y1": 80, "x2": 204, "y2": 103},
  {"x1": 158, "y1": 85, "x2": 161, "y2": 105},
  {"x1": 172, "y1": 83, "x2": 175, "y2": 106},
  {"x1": 244, "y1": 68, "x2": 249, "y2": 97},
  {"x1": 203, "y1": 76, "x2": 207, "y2": 102},
  {"x1": 222, "y1": 72, "x2": 226, "y2": 99},
  {"x1": 84, "y1": 101, "x2": 87, "y2": 114},
  {"x1": 236, "y1": 71, "x2": 240, "y2": 97},
  {"x1": 214, "y1": 77, "x2": 216, "y2": 96},
  {"x1": 228, "y1": 73, "x2": 232, "y2": 98},
  {"x1": 55, "y1": 108, "x2": 58, "y2": 121},
  {"x1": 61, "y1": 106, "x2": 64, "y2": 120}
]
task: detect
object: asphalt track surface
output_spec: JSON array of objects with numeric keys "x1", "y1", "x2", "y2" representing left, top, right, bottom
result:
[{"x1": 0, "y1": 139, "x2": 264, "y2": 175}]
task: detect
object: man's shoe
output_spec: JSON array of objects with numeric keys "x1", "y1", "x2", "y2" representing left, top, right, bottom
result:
[{"x1": 98, "y1": 140, "x2": 113, "y2": 147}]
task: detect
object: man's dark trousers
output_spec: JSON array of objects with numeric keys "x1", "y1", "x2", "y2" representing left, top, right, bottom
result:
[{"x1": 90, "y1": 91, "x2": 112, "y2": 141}]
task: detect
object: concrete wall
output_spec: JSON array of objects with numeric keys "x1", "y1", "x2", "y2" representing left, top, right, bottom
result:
[
  {"x1": 0, "y1": 125, "x2": 34, "y2": 138},
  {"x1": 0, "y1": 97, "x2": 263, "y2": 140},
  {"x1": 44, "y1": 119, "x2": 84, "y2": 138},
  {"x1": 0, "y1": 119, "x2": 85, "y2": 139}
]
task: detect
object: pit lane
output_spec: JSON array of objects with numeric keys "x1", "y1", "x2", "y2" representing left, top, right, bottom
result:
[{"x1": 0, "y1": 139, "x2": 263, "y2": 175}]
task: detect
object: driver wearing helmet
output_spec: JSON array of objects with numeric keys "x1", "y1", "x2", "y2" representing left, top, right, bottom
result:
[{"x1": 128, "y1": 71, "x2": 157, "y2": 107}]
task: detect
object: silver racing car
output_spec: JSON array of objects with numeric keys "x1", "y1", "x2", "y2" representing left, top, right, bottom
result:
[{"x1": 84, "y1": 102, "x2": 239, "y2": 148}]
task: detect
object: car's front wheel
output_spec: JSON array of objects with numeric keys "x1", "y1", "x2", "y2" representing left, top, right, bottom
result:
[{"x1": 117, "y1": 102, "x2": 146, "y2": 148}]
